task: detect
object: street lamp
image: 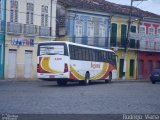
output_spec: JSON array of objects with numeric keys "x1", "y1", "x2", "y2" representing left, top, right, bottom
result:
[{"x1": 125, "y1": 0, "x2": 148, "y2": 52}]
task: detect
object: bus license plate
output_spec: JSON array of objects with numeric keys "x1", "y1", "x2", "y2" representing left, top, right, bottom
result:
[{"x1": 50, "y1": 75, "x2": 55, "y2": 78}]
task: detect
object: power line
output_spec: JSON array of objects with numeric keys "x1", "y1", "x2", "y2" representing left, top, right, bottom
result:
[{"x1": 135, "y1": 1, "x2": 143, "y2": 7}]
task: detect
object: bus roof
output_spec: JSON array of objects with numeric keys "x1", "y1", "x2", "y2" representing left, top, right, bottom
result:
[{"x1": 38, "y1": 41, "x2": 115, "y2": 53}]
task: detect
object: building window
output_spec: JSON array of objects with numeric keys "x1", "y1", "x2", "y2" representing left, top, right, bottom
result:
[
  {"x1": 139, "y1": 26, "x2": 145, "y2": 34},
  {"x1": 41, "y1": 5, "x2": 48, "y2": 26},
  {"x1": 130, "y1": 26, "x2": 136, "y2": 48},
  {"x1": 75, "y1": 20, "x2": 82, "y2": 37},
  {"x1": 131, "y1": 26, "x2": 136, "y2": 33},
  {"x1": 99, "y1": 24, "x2": 105, "y2": 37},
  {"x1": 26, "y1": 3, "x2": 34, "y2": 24},
  {"x1": 87, "y1": 22, "x2": 94, "y2": 37},
  {"x1": 157, "y1": 28, "x2": 160, "y2": 34},
  {"x1": 156, "y1": 61, "x2": 160, "y2": 69},
  {"x1": 121, "y1": 24, "x2": 127, "y2": 47},
  {"x1": 111, "y1": 23, "x2": 117, "y2": 46},
  {"x1": 149, "y1": 27, "x2": 154, "y2": 35},
  {"x1": 130, "y1": 59, "x2": 134, "y2": 77},
  {"x1": 10, "y1": 0, "x2": 18, "y2": 22},
  {"x1": 139, "y1": 60, "x2": 144, "y2": 76}
]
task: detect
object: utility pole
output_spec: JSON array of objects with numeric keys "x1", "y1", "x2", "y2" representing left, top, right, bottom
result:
[
  {"x1": 125, "y1": 0, "x2": 133, "y2": 52},
  {"x1": 125, "y1": 0, "x2": 147, "y2": 52}
]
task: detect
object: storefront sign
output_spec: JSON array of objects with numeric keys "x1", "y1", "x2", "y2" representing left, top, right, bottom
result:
[
  {"x1": 11, "y1": 38, "x2": 34, "y2": 46},
  {"x1": 130, "y1": 32, "x2": 160, "y2": 41}
]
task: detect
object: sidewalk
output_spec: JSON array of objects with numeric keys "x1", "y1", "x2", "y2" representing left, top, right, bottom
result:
[
  {"x1": 0, "y1": 78, "x2": 150, "y2": 82},
  {"x1": 112, "y1": 79, "x2": 150, "y2": 83}
]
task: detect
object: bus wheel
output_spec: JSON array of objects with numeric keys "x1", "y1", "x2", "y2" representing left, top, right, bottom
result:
[
  {"x1": 57, "y1": 80, "x2": 67, "y2": 86},
  {"x1": 84, "y1": 72, "x2": 90, "y2": 85},
  {"x1": 105, "y1": 73, "x2": 112, "y2": 83},
  {"x1": 80, "y1": 72, "x2": 90, "y2": 85}
]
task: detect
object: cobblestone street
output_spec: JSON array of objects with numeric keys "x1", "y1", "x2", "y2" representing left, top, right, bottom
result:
[{"x1": 0, "y1": 80, "x2": 160, "y2": 114}]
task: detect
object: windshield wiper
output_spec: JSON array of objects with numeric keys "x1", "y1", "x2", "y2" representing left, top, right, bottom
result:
[{"x1": 46, "y1": 53, "x2": 64, "y2": 55}]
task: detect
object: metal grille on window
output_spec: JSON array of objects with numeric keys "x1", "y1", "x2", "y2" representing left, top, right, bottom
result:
[
  {"x1": 10, "y1": 0, "x2": 18, "y2": 23},
  {"x1": 41, "y1": 5, "x2": 48, "y2": 27},
  {"x1": 26, "y1": 3, "x2": 34, "y2": 24},
  {"x1": 158, "y1": 29, "x2": 160, "y2": 34}
]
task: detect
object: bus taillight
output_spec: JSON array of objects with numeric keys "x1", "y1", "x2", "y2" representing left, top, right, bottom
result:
[
  {"x1": 37, "y1": 57, "x2": 44, "y2": 73},
  {"x1": 64, "y1": 63, "x2": 68, "y2": 73},
  {"x1": 37, "y1": 64, "x2": 41, "y2": 73}
]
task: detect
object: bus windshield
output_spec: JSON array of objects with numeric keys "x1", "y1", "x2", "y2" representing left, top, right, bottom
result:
[
  {"x1": 39, "y1": 45, "x2": 64, "y2": 55},
  {"x1": 38, "y1": 43, "x2": 69, "y2": 56}
]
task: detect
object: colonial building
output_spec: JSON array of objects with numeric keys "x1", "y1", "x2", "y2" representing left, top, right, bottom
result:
[
  {"x1": 110, "y1": 15, "x2": 139, "y2": 80},
  {"x1": 0, "y1": 0, "x2": 6, "y2": 80},
  {"x1": 108, "y1": 3, "x2": 160, "y2": 80},
  {"x1": 138, "y1": 17, "x2": 160, "y2": 80},
  {"x1": 57, "y1": 0, "x2": 112, "y2": 48},
  {"x1": 57, "y1": 0, "x2": 160, "y2": 80},
  {"x1": 57, "y1": 0, "x2": 118, "y2": 78},
  {"x1": 4, "y1": 0, "x2": 57, "y2": 79}
]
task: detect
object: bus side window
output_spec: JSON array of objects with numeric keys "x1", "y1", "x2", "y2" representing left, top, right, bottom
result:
[
  {"x1": 69, "y1": 45, "x2": 74, "y2": 59},
  {"x1": 82, "y1": 47, "x2": 86, "y2": 61},
  {"x1": 108, "y1": 52, "x2": 111, "y2": 61},
  {"x1": 89, "y1": 49, "x2": 92, "y2": 61},
  {"x1": 100, "y1": 51, "x2": 104, "y2": 62},
  {"x1": 86, "y1": 49, "x2": 90, "y2": 61},
  {"x1": 105, "y1": 52, "x2": 108, "y2": 62},
  {"x1": 92, "y1": 50, "x2": 96, "y2": 61},
  {"x1": 75, "y1": 46, "x2": 79, "y2": 60},
  {"x1": 95, "y1": 50, "x2": 97, "y2": 61},
  {"x1": 98, "y1": 50, "x2": 102, "y2": 62},
  {"x1": 95, "y1": 50, "x2": 99, "y2": 61},
  {"x1": 78, "y1": 47, "x2": 82, "y2": 60}
]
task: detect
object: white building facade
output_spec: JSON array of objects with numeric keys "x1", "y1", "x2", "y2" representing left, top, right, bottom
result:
[{"x1": 5, "y1": 0, "x2": 57, "y2": 79}]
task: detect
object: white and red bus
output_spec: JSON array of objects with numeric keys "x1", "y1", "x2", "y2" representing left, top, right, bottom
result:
[{"x1": 37, "y1": 41, "x2": 117, "y2": 85}]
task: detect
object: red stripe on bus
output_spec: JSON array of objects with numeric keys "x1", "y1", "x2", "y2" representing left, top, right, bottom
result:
[
  {"x1": 101, "y1": 64, "x2": 114, "y2": 79},
  {"x1": 70, "y1": 72, "x2": 78, "y2": 80}
]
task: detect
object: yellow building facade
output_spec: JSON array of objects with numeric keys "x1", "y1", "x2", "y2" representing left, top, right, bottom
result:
[
  {"x1": 111, "y1": 16, "x2": 139, "y2": 80},
  {"x1": 4, "y1": 0, "x2": 57, "y2": 80}
]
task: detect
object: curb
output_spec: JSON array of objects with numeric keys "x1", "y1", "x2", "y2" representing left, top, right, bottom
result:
[{"x1": 0, "y1": 79, "x2": 150, "y2": 82}]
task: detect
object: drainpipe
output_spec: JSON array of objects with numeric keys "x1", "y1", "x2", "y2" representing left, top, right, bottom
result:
[
  {"x1": 108, "y1": 15, "x2": 113, "y2": 49},
  {"x1": 136, "y1": 18, "x2": 142, "y2": 80},
  {"x1": 3, "y1": 0, "x2": 6, "y2": 80},
  {"x1": 50, "y1": 0, "x2": 53, "y2": 40}
]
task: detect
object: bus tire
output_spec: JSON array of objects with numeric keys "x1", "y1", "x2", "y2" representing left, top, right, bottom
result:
[
  {"x1": 80, "y1": 72, "x2": 90, "y2": 85},
  {"x1": 57, "y1": 80, "x2": 67, "y2": 86},
  {"x1": 85, "y1": 72, "x2": 90, "y2": 85},
  {"x1": 105, "y1": 72, "x2": 112, "y2": 83}
]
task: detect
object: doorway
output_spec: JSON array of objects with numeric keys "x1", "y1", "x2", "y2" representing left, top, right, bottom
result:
[
  {"x1": 24, "y1": 51, "x2": 32, "y2": 78},
  {"x1": 8, "y1": 50, "x2": 17, "y2": 78},
  {"x1": 119, "y1": 59, "x2": 125, "y2": 78}
]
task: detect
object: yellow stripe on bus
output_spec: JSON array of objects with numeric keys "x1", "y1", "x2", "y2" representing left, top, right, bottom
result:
[
  {"x1": 91, "y1": 63, "x2": 108, "y2": 80},
  {"x1": 41, "y1": 57, "x2": 63, "y2": 74},
  {"x1": 70, "y1": 66, "x2": 85, "y2": 80},
  {"x1": 70, "y1": 63, "x2": 109, "y2": 80}
]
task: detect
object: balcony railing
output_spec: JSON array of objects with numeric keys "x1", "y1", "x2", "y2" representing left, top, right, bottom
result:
[
  {"x1": 23, "y1": 24, "x2": 37, "y2": 36},
  {"x1": 139, "y1": 40, "x2": 160, "y2": 51},
  {"x1": 39, "y1": 26, "x2": 51, "y2": 37},
  {"x1": 69, "y1": 37, "x2": 108, "y2": 48},
  {"x1": 110, "y1": 38, "x2": 160, "y2": 52},
  {"x1": 7, "y1": 22, "x2": 22, "y2": 34},
  {"x1": 6, "y1": 22, "x2": 53, "y2": 38}
]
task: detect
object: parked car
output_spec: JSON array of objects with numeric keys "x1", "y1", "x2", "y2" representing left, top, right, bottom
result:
[{"x1": 150, "y1": 69, "x2": 160, "y2": 84}]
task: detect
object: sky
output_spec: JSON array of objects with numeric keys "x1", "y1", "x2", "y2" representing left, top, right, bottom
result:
[{"x1": 106, "y1": 0, "x2": 160, "y2": 15}]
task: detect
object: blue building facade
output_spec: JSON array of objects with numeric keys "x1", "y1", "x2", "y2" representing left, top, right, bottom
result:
[
  {"x1": 0, "y1": 0, "x2": 6, "y2": 79},
  {"x1": 67, "y1": 10, "x2": 110, "y2": 48}
]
